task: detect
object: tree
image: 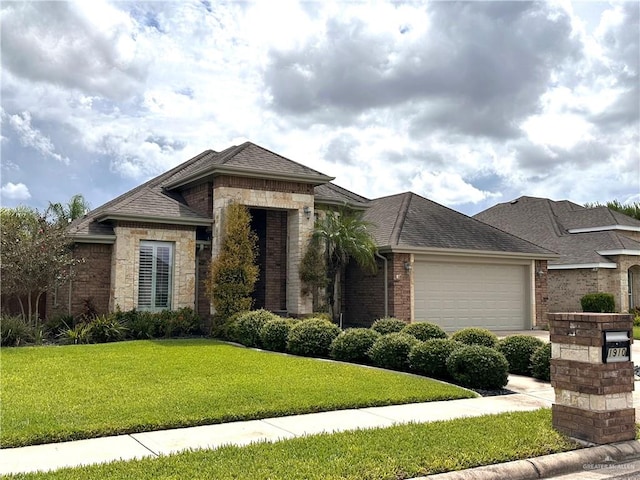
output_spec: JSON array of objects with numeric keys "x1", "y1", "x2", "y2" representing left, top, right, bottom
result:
[
  {"x1": 299, "y1": 235, "x2": 328, "y2": 311},
  {"x1": 584, "y1": 200, "x2": 640, "y2": 221},
  {"x1": 312, "y1": 207, "x2": 377, "y2": 321},
  {"x1": 0, "y1": 206, "x2": 81, "y2": 325},
  {"x1": 48, "y1": 194, "x2": 90, "y2": 224},
  {"x1": 206, "y1": 203, "x2": 259, "y2": 320}
]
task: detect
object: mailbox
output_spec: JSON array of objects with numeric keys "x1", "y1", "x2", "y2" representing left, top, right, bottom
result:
[{"x1": 602, "y1": 330, "x2": 631, "y2": 363}]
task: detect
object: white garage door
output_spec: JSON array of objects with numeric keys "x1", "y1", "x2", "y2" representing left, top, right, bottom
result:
[{"x1": 414, "y1": 261, "x2": 529, "y2": 331}]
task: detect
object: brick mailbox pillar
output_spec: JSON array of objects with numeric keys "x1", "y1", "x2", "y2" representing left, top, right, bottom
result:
[{"x1": 550, "y1": 312, "x2": 635, "y2": 444}]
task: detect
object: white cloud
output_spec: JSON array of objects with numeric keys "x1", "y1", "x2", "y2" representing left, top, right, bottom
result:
[
  {"x1": 1, "y1": 182, "x2": 31, "y2": 201},
  {"x1": 7, "y1": 111, "x2": 70, "y2": 164}
]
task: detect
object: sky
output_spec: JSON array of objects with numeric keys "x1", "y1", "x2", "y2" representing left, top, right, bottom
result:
[{"x1": 1, "y1": 1, "x2": 638, "y2": 217}]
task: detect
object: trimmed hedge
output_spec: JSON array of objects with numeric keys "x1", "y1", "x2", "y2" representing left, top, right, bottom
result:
[
  {"x1": 409, "y1": 339, "x2": 464, "y2": 379},
  {"x1": 260, "y1": 318, "x2": 296, "y2": 352},
  {"x1": 371, "y1": 317, "x2": 407, "y2": 335},
  {"x1": 446, "y1": 345, "x2": 509, "y2": 390},
  {"x1": 531, "y1": 343, "x2": 552, "y2": 381},
  {"x1": 450, "y1": 328, "x2": 498, "y2": 348},
  {"x1": 401, "y1": 322, "x2": 447, "y2": 342},
  {"x1": 287, "y1": 318, "x2": 341, "y2": 358},
  {"x1": 330, "y1": 328, "x2": 382, "y2": 364},
  {"x1": 368, "y1": 333, "x2": 421, "y2": 371},
  {"x1": 581, "y1": 293, "x2": 615, "y2": 313},
  {"x1": 497, "y1": 335, "x2": 545, "y2": 375},
  {"x1": 228, "y1": 309, "x2": 280, "y2": 347}
]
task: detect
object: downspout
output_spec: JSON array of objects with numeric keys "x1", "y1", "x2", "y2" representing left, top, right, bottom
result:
[{"x1": 375, "y1": 252, "x2": 388, "y2": 318}]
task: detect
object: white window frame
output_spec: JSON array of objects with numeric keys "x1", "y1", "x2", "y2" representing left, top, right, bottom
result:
[{"x1": 138, "y1": 241, "x2": 174, "y2": 311}]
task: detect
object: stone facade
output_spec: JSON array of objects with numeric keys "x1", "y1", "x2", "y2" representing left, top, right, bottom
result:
[
  {"x1": 212, "y1": 181, "x2": 314, "y2": 316},
  {"x1": 110, "y1": 222, "x2": 196, "y2": 312}
]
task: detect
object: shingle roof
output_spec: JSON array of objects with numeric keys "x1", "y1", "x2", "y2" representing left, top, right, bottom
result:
[
  {"x1": 314, "y1": 183, "x2": 370, "y2": 209},
  {"x1": 365, "y1": 192, "x2": 553, "y2": 255},
  {"x1": 474, "y1": 196, "x2": 640, "y2": 266},
  {"x1": 70, "y1": 142, "x2": 334, "y2": 240}
]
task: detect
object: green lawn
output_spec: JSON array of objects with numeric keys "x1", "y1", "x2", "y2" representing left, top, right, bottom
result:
[
  {"x1": 8, "y1": 410, "x2": 579, "y2": 480},
  {"x1": 634, "y1": 326, "x2": 640, "y2": 340},
  {"x1": 1, "y1": 339, "x2": 474, "y2": 447}
]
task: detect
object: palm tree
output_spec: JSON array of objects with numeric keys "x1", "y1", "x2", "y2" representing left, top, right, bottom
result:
[
  {"x1": 48, "y1": 194, "x2": 90, "y2": 224},
  {"x1": 312, "y1": 207, "x2": 377, "y2": 321}
]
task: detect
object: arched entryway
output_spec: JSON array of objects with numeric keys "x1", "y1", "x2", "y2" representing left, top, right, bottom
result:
[{"x1": 629, "y1": 265, "x2": 640, "y2": 312}]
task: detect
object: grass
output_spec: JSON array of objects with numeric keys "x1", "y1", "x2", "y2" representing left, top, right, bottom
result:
[
  {"x1": 633, "y1": 326, "x2": 640, "y2": 340},
  {"x1": 6, "y1": 409, "x2": 579, "y2": 480},
  {"x1": 1, "y1": 339, "x2": 474, "y2": 447}
]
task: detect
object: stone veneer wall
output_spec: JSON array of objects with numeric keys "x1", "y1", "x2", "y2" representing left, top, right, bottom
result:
[
  {"x1": 47, "y1": 243, "x2": 112, "y2": 318},
  {"x1": 212, "y1": 181, "x2": 314, "y2": 316},
  {"x1": 110, "y1": 222, "x2": 196, "y2": 312}
]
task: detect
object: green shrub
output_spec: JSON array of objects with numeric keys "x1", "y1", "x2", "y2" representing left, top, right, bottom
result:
[
  {"x1": 43, "y1": 314, "x2": 76, "y2": 339},
  {"x1": 401, "y1": 322, "x2": 447, "y2": 341},
  {"x1": 531, "y1": 343, "x2": 552, "y2": 381},
  {"x1": 260, "y1": 318, "x2": 295, "y2": 352},
  {"x1": 446, "y1": 345, "x2": 509, "y2": 390},
  {"x1": 634, "y1": 315, "x2": 640, "y2": 327},
  {"x1": 0, "y1": 315, "x2": 36, "y2": 347},
  {"x1": 287, "y1": 318, "x2": 341, "y2": 357},
  {"x1": 87, "y1": 315, "x2": 127, "y2": 343},
  {"x1": 580, "y1": 292, "x2": 615, "y2": 313},
  {"x1": 162, "y1": 307, "x2": 202, "y2": 337},
  {"x1": 450, "y1": 327, "x2": 498, "y2": 348},
  {"x1": 409, "y1": 339, "x2": 464, "y2": 379},
  {"x1": 304, "y1": 312, "x2": 332, "y2": 322},
  {"x1": 371, "y1": 317, "x2": 407, "y2": 335},
  {"x1": 116, "y1": 309, "x2": 161, "y2": 339},
  {"x1": 228, "y1": 309, "x2": 279, "y2": 348},
  {"x1": 368, "y1": 333, "x2": 421, "y2": 371},
  {"x1": 330, "y1": 328, "x2": 382, "y2": 364},
  {"x1": 497, "y1": 335, "x2": 545, "y2": 375},
  {"x1": 59, "y1": 322, "x2": 92, "y2": 345}
]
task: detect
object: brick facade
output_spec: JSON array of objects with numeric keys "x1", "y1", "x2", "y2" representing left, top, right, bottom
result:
[
  {"x1": 534, "y1": 260, "x2": 549, "y2": 327},
  {"x1": 182, "y1": 182, "x2": 213, "y2": 218},
  {"x1": 550, "y1": 312, "x2": 635, "y2": 444},
  {"x1": 47, "y1": 243, "x2": 113, "y2": 318},
  {"x1": 196, "y1": 245, "x2": 211, "y2": 319},
  {"x1": 389, "y1": 253, "x2": 412, "y2": 322},
  {"x1": 264, "y1": 210, "x2": 287, "y2": 312},
  {"x1": 215, "y1": 175, "x2": 314, "y2": 195}
]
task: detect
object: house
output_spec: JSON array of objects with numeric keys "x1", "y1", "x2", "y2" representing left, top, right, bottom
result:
[
  {"x1": 475, "y1": 196, "x2": 640, "y2": 313},
  {"x1": 51, "y1": 142, "x2": 554, "y2": 331}
]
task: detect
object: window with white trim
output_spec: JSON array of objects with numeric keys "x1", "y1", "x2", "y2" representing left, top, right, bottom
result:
[{"x1": 138, "y1": 241, "x2": 174, "y2": 311}]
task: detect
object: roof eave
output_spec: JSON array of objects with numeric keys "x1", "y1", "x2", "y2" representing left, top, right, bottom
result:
[
  {"x1": 549, "y1": 263, "x2": 617, "y2": 270},
  {"x1": 69, "y1": 234, "x2": 117, "y2": 244},
  {"x1": 568, "y1": 225, "x2": 640, "y2": 234},
  {"x1": 314, "y1": 198, "x2": 369, "y2": 211},
  {"x1": 377, "y1": 245, "x2": 558, "y2": 260},
  {"x1": 96, "y1": 213, "x2": 213, "y2": 227},
  {"x1": 598, "y1": 249, "x2": 640, "y2": 256},
  {"x1": 165, "y1": 165, "x2": 335, "y2": 190}
]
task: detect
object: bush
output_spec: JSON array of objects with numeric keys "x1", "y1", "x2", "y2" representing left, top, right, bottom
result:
[
  {"x1": 161, "y1": 307, "x2": 201, "y2": 337},
  {"x1": 581, "y1": 293, "x2": 615, "y2": 313},
  {"x1": 59, "y1": 322, "x2": 92, "y2": 345},
  {"x1": 446, "y1": 345, "x2": 509, "y2": 390},
  {"x1": 401, "y1": 322, "x2": 447, "y2": 342},
  {"x1": 86, "y1": 315, "x2": 127, "y2": 343},
  {"x1": 260, "y1": 318, "x2": 295, "y2": 352},
  {"x1": 450, "y1": 327, "x2": 498, "y2": 348},
  {"x1": 531, "y1": 343, "x2": 552, "y2": 381},
  {"x1": 367, "y1": 333, "x2": 421, "y2": 371},
  {"x1": 0, "y1": 315, "x2": 36, "y2": 347},
  {"x1": 497, "y1": 335, "x2": 545, "y2": 375},
  {"x1": 330, "y1": 328, "x2": 382, "y2": 364},
  {"x1": 43, "y1": 314, "x2": 76, "y2": 339},
  {"x1": 287, "y1": 318, "x2": 341, "y2": 357},
  {"x1": 118, "y1": 310, "x2": 162, "y2": 339},
  {"x1": 304, "y1": 312, "x2": 332, "y2": 322},
  {"x1": 371, "y1": 317, "x2": 407, "y2": 335},
  {"x1": 228, "y1": 309, "x2": 279, "y2": 348},
  {"x1": 409, "y1": 339, "x2": 464, "y2": 379}
]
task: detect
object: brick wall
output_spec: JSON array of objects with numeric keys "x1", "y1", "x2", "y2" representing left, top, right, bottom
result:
[
  {"x1": 389, "y1": 253, "x2": 412, "y2": 322},
  {"x1": 265, "y1": 210, "x2": 287, "y2": 311},
  {"x1": 196, "y1": 245, "x2": 211, "y2": 319},
  {"x1": 548, "y1": 269, "x2": 599, "y2": 312},
  {"x1": 215, "y1": 175, "x2": 314, "y2": 195},
  {"x1": 182, "y1": 182, "x2": 213, "y2": 218},
  {"x1": 534, "y1": 260, "x2": 549, "y2": 327},
  {"x1": 47, "y1": 243, "x2": 112, "y2": 318}
]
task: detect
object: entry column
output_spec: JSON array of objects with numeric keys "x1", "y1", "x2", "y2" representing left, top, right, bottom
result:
[{"x1": 550, "y1": 312, "x2": 635, "y2": 444}]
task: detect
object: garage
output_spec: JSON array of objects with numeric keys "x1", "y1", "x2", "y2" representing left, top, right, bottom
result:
[{"x1": 413, "y1": 259, "x2": 531, "y2": 331}]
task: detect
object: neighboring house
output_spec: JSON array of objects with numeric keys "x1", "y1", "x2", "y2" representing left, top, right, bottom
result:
[
  {"x1": 50, "y1": 142, "x2": 555, "y2": 331},
  {"x1": 475, "y1": 196, "x2": 640, "y2": 313}
]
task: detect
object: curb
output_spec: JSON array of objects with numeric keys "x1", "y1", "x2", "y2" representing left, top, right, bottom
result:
[{"x1": 413, "y1": 440, "x2": 640, "y2": 480}]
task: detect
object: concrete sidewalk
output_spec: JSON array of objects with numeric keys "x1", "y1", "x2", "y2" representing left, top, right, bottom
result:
[{"x1": 1, "y1": 375, "x2": 555, "y2": 475}]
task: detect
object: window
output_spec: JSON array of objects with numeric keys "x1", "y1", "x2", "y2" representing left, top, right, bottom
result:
[{"x1": 138, "y1": 241, "x2": 174, "y2": 311}]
